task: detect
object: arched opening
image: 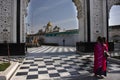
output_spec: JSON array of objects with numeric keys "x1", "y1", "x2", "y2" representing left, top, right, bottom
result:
[
  {"x1": 109, "y1": 6, "x2": 120, "y2": 26},
  {"x1": 28, "y1": 0, "x2": 78, "y2": 33},
  {"x1": 26, "y1": 0, "x2": 79, "y2": 46},
  {"x1": 109, "y1": 5, "x2": 120, "y2": 50}
]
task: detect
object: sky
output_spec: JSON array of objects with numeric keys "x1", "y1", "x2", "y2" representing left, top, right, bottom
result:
[
  {"x1": 109, "y1": 5, "x2": 120, "y2": 26},
  {"x1": 26, "y1": 0, "x2": 120, "y2": 34},
  {"x1": 26, "y1": 0, "x2": 78, "y2": 33}
]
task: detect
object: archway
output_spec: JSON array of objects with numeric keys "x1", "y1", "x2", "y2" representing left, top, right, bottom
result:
[
  {"x1": 109, "y1": 5, "x2": 120, "y2": 50},
  {"x1": 26, "y1": 0, "x2": 80, "y2": 46},
  {"x1": 109, "y1": 5, "x2": 120, "y2": 42},
  {"x1": 107, "y1": 0, "x2": 120, "y2": 39},
  {"x1": 26, "y1": 0, "x2": 120, "y2": 52}
]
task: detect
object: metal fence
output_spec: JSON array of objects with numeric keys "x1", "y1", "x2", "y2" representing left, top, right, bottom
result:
[
  {"x1": 114, "y1": 42, "x2": 120, "y2": 51},
  {"x1": 110, "y1": 42, "x2": 120, "y2": 57}
]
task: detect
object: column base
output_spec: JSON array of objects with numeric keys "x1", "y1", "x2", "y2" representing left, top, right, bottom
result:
[{"x1": 0, "y1": 43, "x2": 25, "y2": 56}]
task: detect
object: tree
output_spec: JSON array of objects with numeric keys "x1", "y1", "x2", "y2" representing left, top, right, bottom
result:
[
  {"x1": 53, "y1": 26, "x2": 60, "y2": 32},
  {"x1": 37, "y1": 29, "x2": 45, "y2": 35}
]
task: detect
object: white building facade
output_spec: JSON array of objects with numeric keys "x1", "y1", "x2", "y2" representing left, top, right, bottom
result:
[{"x1": 44, "y1": 33, "x2": 80, "y2": 46}]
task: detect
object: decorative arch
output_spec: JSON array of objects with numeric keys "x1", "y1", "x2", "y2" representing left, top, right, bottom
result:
[
  {"x1": 72, "y1": 0, "x2": 83, "y2": 19},
  {"x1": 108, "y1": 0, "x2": 120, "y2": 18},
  {"x1": 72, "y1": 0, "x2": 88, "y2": 42}
]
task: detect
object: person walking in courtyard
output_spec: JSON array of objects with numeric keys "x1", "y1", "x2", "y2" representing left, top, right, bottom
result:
[
  {"x1": 63, "y1": 39, "x2": 65, "y2": 46},
  {"x1": 94, "y1": 36, "x2": 107, "y2": 78}
]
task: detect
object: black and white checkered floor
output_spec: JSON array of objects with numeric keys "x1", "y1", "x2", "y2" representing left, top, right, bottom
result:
[{"x1": 11, "y1": 46, "x2": 120, "y2": 80}]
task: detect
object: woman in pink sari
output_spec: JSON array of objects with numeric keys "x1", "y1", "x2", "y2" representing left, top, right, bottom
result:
[{"x1": 94, "y1": 36, "x2": 107, "y2": 78}]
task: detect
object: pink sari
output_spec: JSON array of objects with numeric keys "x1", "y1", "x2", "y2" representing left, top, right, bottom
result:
[{"x1": 94, "y1": 42, "x2": 107, "y2": 76}]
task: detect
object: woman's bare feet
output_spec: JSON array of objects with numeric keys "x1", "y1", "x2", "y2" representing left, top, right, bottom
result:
[
  {"x1": 94, "y1": 74, "x2": 106, "y2": 79},
  {"x1": 100, "y1": 75, "x2": 106, "y2": 79}
]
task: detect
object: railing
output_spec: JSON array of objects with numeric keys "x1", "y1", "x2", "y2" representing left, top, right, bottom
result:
[
  {"x1": 0, "y1": 43, "x2": 25, "y2": 56},
  {"x1": 114, "y1": 42, "x2": 120, "y2": 51},
  {"x1": 109, "y1": 42, "x2": 120, "y2": 58}
]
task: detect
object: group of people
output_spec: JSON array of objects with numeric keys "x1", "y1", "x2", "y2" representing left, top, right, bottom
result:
[{"x1": 94, "y1": 36, "x2": 109, "y2": 78}]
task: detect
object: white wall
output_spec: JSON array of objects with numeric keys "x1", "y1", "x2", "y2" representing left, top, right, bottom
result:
[{"x1": 44, "y1": 34, "x2": 80, "y2": 46}]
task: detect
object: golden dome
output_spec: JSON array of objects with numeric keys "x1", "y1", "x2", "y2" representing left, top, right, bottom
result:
[{"x1": 47, "y1": 22, "x2": 52, "y2": 26}]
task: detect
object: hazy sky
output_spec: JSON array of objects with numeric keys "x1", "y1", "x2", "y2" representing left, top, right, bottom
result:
[
  {"x1": 109, "y1": 5, "x2": 120, "y2": 25},
  {"x1": 26, "y1": 0, "x2": 120, "y2": 33},
  {"x1": 27, "y1": 0, "x2": 78, "y2": 33}
]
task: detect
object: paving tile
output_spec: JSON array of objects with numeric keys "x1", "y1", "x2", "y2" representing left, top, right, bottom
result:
[
  {"x1": 11, "y1": 46, "x2": 120, "y2": 80},
  {"x1": 16, "y1": 72, "x2": 28, "y2": 76},
  {"x1": 27, "y1": 75, "x2": 38, "y2": 79}
]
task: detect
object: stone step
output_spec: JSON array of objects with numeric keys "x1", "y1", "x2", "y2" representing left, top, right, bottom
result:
[{"x1": 0, "y1": 62, "x2": 19, "y2": 80}]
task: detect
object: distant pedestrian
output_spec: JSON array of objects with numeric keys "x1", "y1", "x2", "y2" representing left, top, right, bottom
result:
[
  {"x1": 94, "y1": 36, "x2": 107, "y2": 78},
  {"x1": 63, "y1": 39, "x2": 65, "y2": 46}
]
